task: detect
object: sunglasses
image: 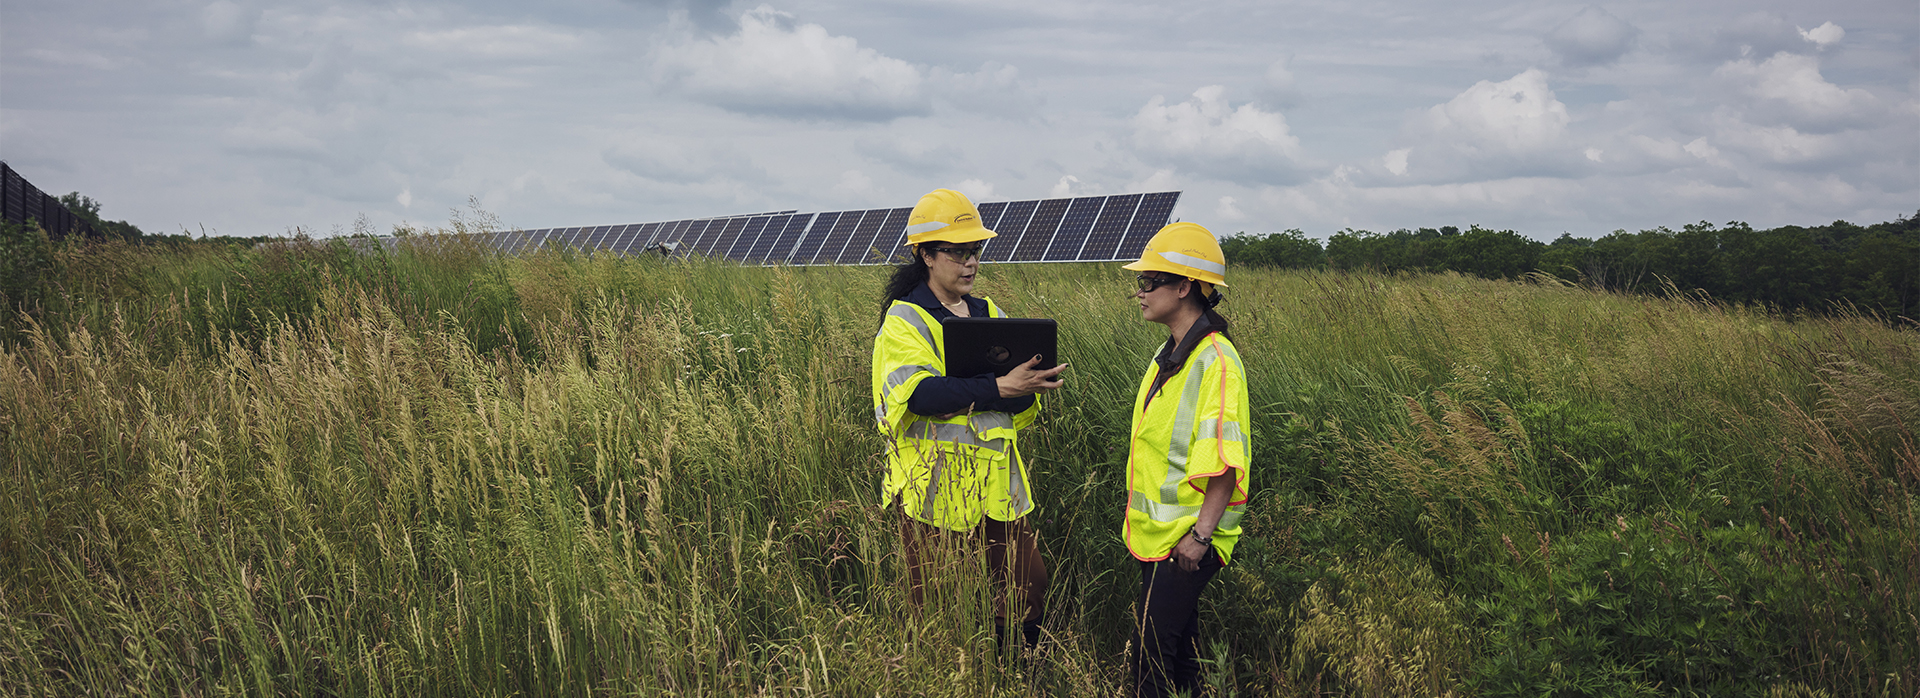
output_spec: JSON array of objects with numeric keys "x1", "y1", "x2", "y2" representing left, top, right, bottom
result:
[
  {"x1": 927, "y1": 245, "x2": 984, "y2": 261},
  {"x1": 1135, "y1": 274, "x2": 1184, "y2": 293}
]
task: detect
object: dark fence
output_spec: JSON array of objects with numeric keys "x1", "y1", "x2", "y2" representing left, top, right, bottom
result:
[{"x1": 2, "y1": 161, "x2": 90, "y2": 239}]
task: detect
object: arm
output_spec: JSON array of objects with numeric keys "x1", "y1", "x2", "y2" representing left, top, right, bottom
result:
[{"x1": 1171, "y1": 469, "x2": 1235, "y2": 572}]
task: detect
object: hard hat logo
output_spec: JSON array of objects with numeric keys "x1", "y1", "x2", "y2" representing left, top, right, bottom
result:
[{"x1": 906, "y1": 188, "x2": 997, "y2": 247}]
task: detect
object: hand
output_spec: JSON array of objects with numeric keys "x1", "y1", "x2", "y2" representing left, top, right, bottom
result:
[
  {"x1": 1171, "y1": 532, "x2": 1210, "y2": 573},
  {"x1": 995, "y1": 355, "x2": 1068, "y2": 398}
]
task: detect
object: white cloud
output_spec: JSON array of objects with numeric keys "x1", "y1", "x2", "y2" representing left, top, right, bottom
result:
[
  {"x1": 1799, "y1": 22, "x2": 1843, "y2": 48},
  {"x1": 835, "y1": 169, "x2": 876, "y2": 197},
  {"x1": 1129, "y1": 85, "x2": 1307, "y2": 184},
  {"x1": 1384, "y1": 148, "x2": 1410, "y2": 176},
  {"x1": 1258, "y1": 55, "x2": 1300, "y2": 106},
  {"x1": 955, "y1": 178, "x2": 994, "y2": 201},
  {"x1": 651, "y1": 5, "x2": 928, "y2": 120},
  {"x1": 1684, "y1": 137, "x2": 1719, "y2": 159},
  {"x1": 1381, "y1": 69, "x2": 1583, "y2": 183},
  {"x1": 1216, "y1": 195, "x2": 1244, "y2": 220},
  {"x1": 1545, "y1": 5, "x2": 1637, "y2": 66},
  {"x1": 930, "y1": 61, "x2": 1041, "y2": 118},
  {"x1": 1711, "y1": 114, "x2": 1844, "y2": 166},
  {"x1": 1715, "y1": 52, "x2": 1881, "y2": 132},
  {"x1": 397, "y1": 187, "x2": 412, "y2": 208},
  {"x1": 1049, "y1": 175, "x2": 1079, "y2": 198},
  {"x1": 1423, "y1": 69, "x2": 1568, "y2": 154},
  {"x1": 1128, "y1": 169, "x2": 1180, "y2": 193}
]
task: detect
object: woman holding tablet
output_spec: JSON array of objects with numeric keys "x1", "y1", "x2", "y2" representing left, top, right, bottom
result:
[
  {"x1": 870, "y1": 188, "x2": 1066, "y2": 650},
  {"x1": 1118, "y1": 222, "x2": 1251, "y2": 697}
]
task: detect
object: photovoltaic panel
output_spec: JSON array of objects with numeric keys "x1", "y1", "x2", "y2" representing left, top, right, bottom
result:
[
  {"x1": 1115, "y1": 191, "x2": 1180, "y2": 260},
  {"x1": 810, "y1": 210, "x2": 869, "y2": 265},
  {"x1": 554, "y1": 227, "x2": 588, "y2": 251},
  {"x1": 722, "y1": 216, "x2": 769, "y2": 260},
  {"x1": 397, "y1": 192, "x2": 1178, "y2": 265},
  {"x1": 1044, "y1": 197, "x2": 1106, "y2": 261},
  {"x1": 479, "y1": 231, "x2": 507, "y2": 253},
  {"x1": 832, "y1": 209, "x2": 891, "y2": 265},
  {"x1": 865, "y1": 208, "x2": 911, "y2": 265},
  {"x1": 982, "y1": 200, "x2": 1038, "y2": 263},
  {"x1": 599, "y1": 224, "x2": 631, "y2": 250},
  {"x1": 698, "y1": 217, "x2": 748, "y2": 257},
  {"x1": 679, "y1": 219, "x2": 717, "y2": 256},
  {"x1": 1077, "y1": 193, "x2": 1142, "y2": 261},
  {"x1": 623, "y1": 222, "x2": 661, "y2": 253},
  {"x1": 1008, "y1": 198, "x2": 1070, "y2": 262},
  {"x1": 579, "y1": 225, "x2": 609, "y2": 251},
  {"x1": 751, "y1": 214, "x2": 810, "y2": 264},
  {"x1": 497, "y1": 229, "x2": 527, "y2": 254},
  {"x1": 655, "y1": 220, "x2": 693, "y2": 250},
  {"x1": 719, "y1": 217, "x2": 761, "y2": 259},
  {"x1": 678, "y1": 219, "x2": 718, "y2": 256},
  {"x1": 977, "y1": 201, "x2": 1009, "y2": 230},
  {"x1": 699, "y1": 218, "x2": 737, "y2": 256},
  {"x1": 669, "y1": 219, "x2": 705, "y2": 250},
  {"x1": 609, "y1": 224, "x2": 641, "y2": 251},
  {"x1": 514, "y1": 228, "x2": 548, "y2": 254},
  {"x1": 783, "y1": 212, "x2": 841, "y2": 265}
]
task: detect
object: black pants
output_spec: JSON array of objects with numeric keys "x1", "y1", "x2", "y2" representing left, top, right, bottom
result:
[{"x1": 1131, "y1": 549, "x2": 1221, "y2": 698}]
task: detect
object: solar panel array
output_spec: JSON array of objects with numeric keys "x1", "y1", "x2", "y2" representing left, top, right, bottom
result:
[{"x1": 398, "y1": 191, "x2": 1180, "y2": 266}]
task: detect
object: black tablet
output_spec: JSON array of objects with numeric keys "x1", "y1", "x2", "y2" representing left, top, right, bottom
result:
[{"x1": 942, "y1": 317, "x2": 1058, "y2": 378}]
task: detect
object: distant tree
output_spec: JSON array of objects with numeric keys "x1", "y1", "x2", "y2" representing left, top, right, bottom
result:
[
  {"x1": 0, "y1": 219, "x2": 54, "y2": 308},
  {"x1": 58, "y1": 192, "x2": 145, "y2": 241},
  {"x1": 1221, "y1": 229, "x2": 1326, "y2": 268}
]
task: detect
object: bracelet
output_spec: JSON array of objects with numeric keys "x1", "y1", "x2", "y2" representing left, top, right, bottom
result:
[{"x1": 1189, "y1": 530, "x2": 1212, "y2": 547}]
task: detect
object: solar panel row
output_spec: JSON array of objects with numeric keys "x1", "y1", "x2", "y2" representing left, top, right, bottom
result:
[{"x1": 379, "y1": 192, "x2": 1179, "y2": 266}]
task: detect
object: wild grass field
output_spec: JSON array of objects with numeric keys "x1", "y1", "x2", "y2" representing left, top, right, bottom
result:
[{"x1": 1, "y1": 227, "x2": 1914, "y2": 696}]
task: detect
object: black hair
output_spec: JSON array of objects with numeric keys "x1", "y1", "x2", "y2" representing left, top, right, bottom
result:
[
  {"x1": 1180, "y1": 276, "x2": 1232, "y2": 341},
  {"x1": 880, "y1": 244, "x2": 930, "y2": 319}
]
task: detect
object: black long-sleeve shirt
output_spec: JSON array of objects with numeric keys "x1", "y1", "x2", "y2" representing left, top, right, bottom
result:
[{"x1": 900, "y1": 282, "x2": 1037, "y2": 417}]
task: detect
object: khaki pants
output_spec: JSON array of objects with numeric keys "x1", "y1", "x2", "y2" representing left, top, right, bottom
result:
[{"x1": 898, "y1": 506, "x2": 1049, "y2": 625}]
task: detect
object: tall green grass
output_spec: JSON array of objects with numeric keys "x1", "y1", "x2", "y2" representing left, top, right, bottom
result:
[{"x1": 1, "y1": 230, "x2": 1913, "y2": 696}]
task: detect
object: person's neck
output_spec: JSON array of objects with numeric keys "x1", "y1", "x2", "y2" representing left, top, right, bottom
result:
[
  {"x1": 1164, "y1": 306, "x2": 1204, "y2": 345},
  {"x1": 929, "y1": 282, "x2": 966, "y2": 307}
]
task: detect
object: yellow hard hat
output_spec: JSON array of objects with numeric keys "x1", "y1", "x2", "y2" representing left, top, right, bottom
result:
[
  {"x1": 1122, "y1": 221, "x2": 1229, "y2": 288},
  {"x1": 904, "y1": 188, "x2": 997, "y2": 246}
]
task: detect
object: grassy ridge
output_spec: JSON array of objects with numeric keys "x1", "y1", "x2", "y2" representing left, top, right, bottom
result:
[{"x1": 1, "y1": 233, "x2": 1914, "y2": 696}]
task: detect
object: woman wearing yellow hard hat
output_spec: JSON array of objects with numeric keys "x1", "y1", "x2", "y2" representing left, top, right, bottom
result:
[
  {"x1": 1117, "y1": 221, "x2": 1252, "y2": 696},
  {"x1": 869, "y1": 188, "x2": 1067, "y2": 650}
]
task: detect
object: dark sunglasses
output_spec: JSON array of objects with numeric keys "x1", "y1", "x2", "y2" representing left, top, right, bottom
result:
[
  {"x1": 1135, "y1": 274, "x2": 1183, "y2": 293},
  {"x1": 927, "y1": 245, "x2": 983, "y2": 261}
]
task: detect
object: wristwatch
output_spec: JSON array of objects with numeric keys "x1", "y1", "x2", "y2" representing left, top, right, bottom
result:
[{"x1": 1189, "y1": 530, "x2": 1212, "y2": 547}]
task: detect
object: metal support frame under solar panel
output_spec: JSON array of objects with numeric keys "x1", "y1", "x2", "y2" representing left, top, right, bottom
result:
[{"x1": 370, "y1": 192, "x2": 1178, "y2": 266}]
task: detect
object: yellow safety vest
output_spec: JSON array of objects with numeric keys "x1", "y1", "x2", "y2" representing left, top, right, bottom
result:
[
  {"x1": 872, "y1": 298, "x2": 1040, "y2": 531},
  {"x1": 1124, "y1": 332, "x2": 1251, "y2": 564}
]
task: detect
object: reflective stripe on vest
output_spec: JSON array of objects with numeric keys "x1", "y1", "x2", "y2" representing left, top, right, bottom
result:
[
  {"x1": 1155, "y1": 345, "x2": 1237, "y2": 503},
  {"x1": 1129, "y1": 496, "x2": 1245, "y2": 530},
  {"x1": 903, "y1": 418, "x2": 1008, "y2": 454},
  {"x1": 878, "y1": 363, "x2": 942, "y2": 426},
  {"x1": 885, "y1": 303, "x2": 941, "y2": 362}
]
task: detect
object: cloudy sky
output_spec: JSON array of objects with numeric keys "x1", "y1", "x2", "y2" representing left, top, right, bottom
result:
[{"x1": 3, "y1": 0, "x2": 1915, "y2": 240}]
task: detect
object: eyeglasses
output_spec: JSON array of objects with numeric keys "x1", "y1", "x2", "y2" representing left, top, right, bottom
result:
[
  {"x1": 1135, "y1": 274, "x2": 1182, "y2": 293},
  {"x1": 927, "y1": 245, "x2": 983, "y2": 261}
]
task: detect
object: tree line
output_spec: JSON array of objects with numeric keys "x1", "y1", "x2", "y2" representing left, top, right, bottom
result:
[{"x1": 1221, "y1": 214, "x2": 1920, "y2": 322}]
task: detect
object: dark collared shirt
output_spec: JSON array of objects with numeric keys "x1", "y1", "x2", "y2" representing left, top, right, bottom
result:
[
  {"x1": 1144, "y1": 309, "x2": 1231, "y2": 407},
  {"x1": 902, "y1": 282, "x2": 1037, "y2": 416}
]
